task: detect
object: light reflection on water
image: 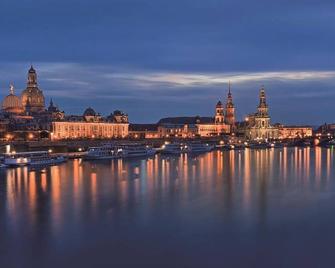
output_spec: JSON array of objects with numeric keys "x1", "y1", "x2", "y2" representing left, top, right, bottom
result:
[{"x1": 1, "y1": 147, "x2": 335, "y2": 267}]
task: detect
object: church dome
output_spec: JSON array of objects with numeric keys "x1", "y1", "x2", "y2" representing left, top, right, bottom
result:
[
  {"x1": 21, "y1": 66, "x2": 45, "y2": 113},
  {"x1": 21, "y1": 88, "x2": 45, "y2": 108},
  {"x1": 2, "y1": 85, "x2": 23, "y2": 114},
  {"x1": 83, "y1": 107, "x2": 96, "y2": 116}
]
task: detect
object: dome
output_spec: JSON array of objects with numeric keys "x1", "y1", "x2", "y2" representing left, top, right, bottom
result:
[
  {"x1": 21, "y1": 66, "x2": 45, "y2": 113},
  {"x1": 2, "y1": 85, "x2": 23, "y2": 114},
  {"x1": 21, "y1": 88, "x2": 45, "y2": 109},
  {"x1": 2, "y1": 94, "x2": 21, "y2": 109},
  {"x1": 83, "y1": 107, "x2": 96, "y2": 116}
]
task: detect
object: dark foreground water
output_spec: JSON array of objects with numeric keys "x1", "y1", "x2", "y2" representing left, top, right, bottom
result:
[{"x1": 1, "y1": 147, "x2": 335, "y2": 267}]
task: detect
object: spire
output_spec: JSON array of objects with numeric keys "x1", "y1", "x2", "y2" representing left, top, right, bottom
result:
[
  {"x1": 226, "y1": 81, "x2": 233, "y2": 106},
  {"x1": 9, "y1": 83, "x2": 14, "y2": 95},
  {"x1": 259, "y1": 85, "x2": 266, "y2": 106},
  {"x1": 29, "y1": 64, "x2": 35, "y2": 72},
  {"x1": 50, "y1": 98, "x2": 54, "y2": 107}
]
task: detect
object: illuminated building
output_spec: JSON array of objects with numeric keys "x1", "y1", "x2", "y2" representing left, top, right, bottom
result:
[
  {"x1": 276, "y1": 125, "x2": 313, "y2": 139},
  {"x1": 245, "y1": 86, "x2": 278, "y2": 140},
  {"x1": 225, "y1": 82, "x2": 235, "y2": 126},
  {"x1": 153, "y1": 83, "x2": 234, "y2": 137},
  {"x1": 21, "y1": 66, "x2": 45, "y2": 113},
  {"x1": 50, "y1": 108, "x2": 129, "y2": 140},
  {"x1": 2, "y1": 84, "x2": 24, "y2": 114},
  {"x1": 129, "y1": 124, "x2": 159, "y2": 139}
]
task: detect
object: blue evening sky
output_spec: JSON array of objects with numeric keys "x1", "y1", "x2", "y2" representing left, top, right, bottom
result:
[{"x1": 0, "y1": 0, "x2": 334, "y2": 124}]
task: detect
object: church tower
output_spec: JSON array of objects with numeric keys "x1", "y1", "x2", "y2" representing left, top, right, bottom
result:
[
  {"x1": 255, "y1": 86, "x2": 270, "y2": 129},
  {"x1": 225, "y1": 81, "x2": 235, "y2": 125},
  {"x1": 257, "y1": 86, "x2": 269, "y2": 116},
  {"x1": 21, "y1": 66, "x2": 45, "y2": 113},
  {"x1": 215, "y1": 100, "x2": 224, "y2": 124}
]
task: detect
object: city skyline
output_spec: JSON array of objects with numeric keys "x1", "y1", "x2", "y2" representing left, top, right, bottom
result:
[
  {"x1": 1, "y1": 0, "x2": 335, "y2": 124},
  {"x1": 0, "y1": 63, "x2": 332, "y2": 125}
]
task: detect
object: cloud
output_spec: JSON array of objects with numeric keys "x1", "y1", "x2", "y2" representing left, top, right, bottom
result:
[
  {"x1": 104, "y1": 70, "x2": 335, "y2": 88},
  {"x1": 1, "y1": 62, "x2": 335, "y2": 124}
]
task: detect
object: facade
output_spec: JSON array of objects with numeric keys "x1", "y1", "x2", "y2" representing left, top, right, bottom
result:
[
  {"x1": 129, "y1": 124, "x2": 159, "y2": 139},
  {"x1": 316, "y1": 123, "x2": 335, "y2": 136},
  {"x1": 245, "y1": 87, "x2": 279, "y2": 140},
  {"x1": 277, "y1": 125, "x2": 313, "y2": 139},
  {"x1": 157, "y1": 115, "x2": 230, "y2": 138},
  {"x1": 50, "y1": 108, "x2": 129, "y2": 140}
]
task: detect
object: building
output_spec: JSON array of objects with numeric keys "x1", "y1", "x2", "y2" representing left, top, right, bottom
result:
[
  {"x1": 276, "y1": 124, "x2": 313, "y2": 139},
  {"x1": 0, "y1": 66, "x2": 130, "y2": 141},
  {"x1": 244, "y1": 87, "x2": 278, "y2": 140},
  {"x1": 225, "y1": 82, "x2": 235, "y2": 126},
  {"x1": 21, "y1": 66, "x2": 45, "y2": 113},
  {"x1": 1, "y1": 84, "x2": 24, "y2": 115},
  {"x1": 316, "y1": 123, "x2": 335, "y2": 136},
  {"x1": 155, "y1": 84, "x2": 234, "y2": 138},
  {"x1": 129, "y1": 124, "x2": 159, "y2": 139},
  {"x1": 50, "y1": 108, "x2": 129, "y2": 140},
  {"x1": 158, "y1": 116, "x2": 206, "y2": 138}
]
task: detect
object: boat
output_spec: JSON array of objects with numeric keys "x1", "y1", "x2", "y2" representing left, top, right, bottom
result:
[
  {"x1": 219, "y1": 144, "x2": 232, "y2": 151},
  {"x1": 247, "y1": 142, "x2": 272, "y2": 149},
  {"x1": 161, "y1": 143, "x2": 186, "y2": 154},
  {"x1": 270, "y1": 142, "x2": 284, "y2": 148},
  {"x1": 85, "y1": 144, "x2": 155, "y2": 160},
  {"x1": 230, "y1": 144, "x2": 245, "y2": 150},
  {"x1": 186, "y1": 142, "x2": 214, "y2": 153},
  {"x1": 85, "y1": 144, "x2": 125, "y2": 160},
  {"x1": 122, "y1": 144, "x2": 156, "y2": 158},
  {"x1": 294, "y1": 140, "x2": 312, "y2": 147},
  {"x1": 323, "y1": 139, "x2": 335, "y2": 148},
  {"x1": 4, "y1": 151, "x2": 66, "y2": 167}
]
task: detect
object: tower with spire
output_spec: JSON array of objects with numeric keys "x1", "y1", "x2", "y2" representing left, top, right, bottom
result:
[
  {"x1": 225, "y1": 81, "x2": 235, "y2": 126},
  {"x1": 21, "y1": 65, "x2": 45, "y2": 113},
  {"x1": 257, "y1": 86, "x2": 269, "y2": 117}
]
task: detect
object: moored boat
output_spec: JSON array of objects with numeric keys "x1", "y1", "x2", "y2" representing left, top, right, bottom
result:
[
  {"x1": 122, "y1": 144, "x2": 156, "y2": 158},
  {"x1": 161, "y1": 143, "x2": 186, "y2": 154},
  {"x1": 247, "y1": 142, "x2": 272, "y2": 149},
  {"x1": 4, "y1": 151, "x2": 66, "y2": 167},
  {"x1": 186, "y1": 142, "x2": 214, "y2": 153},
  {"x1": 85, "y1": 144, "x2": 155, "y2": 160},
  {"x1": 84, "y1": 144, "x2": 125, "y2": 160}
]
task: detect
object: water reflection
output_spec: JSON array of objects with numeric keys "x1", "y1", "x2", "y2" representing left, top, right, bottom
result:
[{"x1": 1, "y1": 147, "x2": 335, "y2": 267}]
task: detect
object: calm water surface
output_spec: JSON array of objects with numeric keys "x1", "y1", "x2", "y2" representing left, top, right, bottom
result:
[{"x1": 1, "y1": 147, "x2": 335, "y2": 267}]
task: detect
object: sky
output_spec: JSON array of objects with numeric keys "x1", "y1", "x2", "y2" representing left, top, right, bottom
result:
[{"x1": 0, "y1": 0, "x2": 335, "y2": 125}]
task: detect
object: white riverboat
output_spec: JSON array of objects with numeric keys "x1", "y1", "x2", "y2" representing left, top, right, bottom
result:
[
  {"x1": 85, "y1": 144, "x2": 125, "y2": 160},
  {"x1": 123, "y1": 144, "x2": 156, "y2": 158},
  {"x1": 85, "y1": 144, "x2": 155, "y2": 160},
  {"x1": 4, "y1": 151, "x2": 66, "y2": 167},
  {"x1": 247, "y1": 142, "x2": 272, "y2": 149},
  {"x1": 161, "y1": 143, "x2": 187, "y2": 154},
  {"x1": 186, "y1": 142, "x2": 214, "y2": 153}
]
